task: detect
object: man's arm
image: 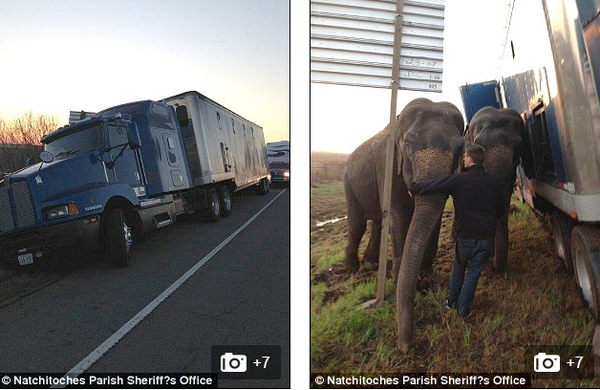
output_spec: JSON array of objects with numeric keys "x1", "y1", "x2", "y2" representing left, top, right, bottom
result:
[{"x1": 410, "y1": 175, "x2": 459, "y2": 196}]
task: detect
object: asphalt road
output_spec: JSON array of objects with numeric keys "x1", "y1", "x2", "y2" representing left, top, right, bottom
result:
[{"x1": 0, "y1": 187, "x2": 290, "y2": 388}]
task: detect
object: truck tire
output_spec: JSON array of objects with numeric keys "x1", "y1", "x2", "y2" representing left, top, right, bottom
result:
[
  {"x1": 105, "y1": 208, "x2": 132, "y2": 268},
  {"x1": 219, "y1": 185, "x2": 232, "y2": 217},
  {"x1": 207, "y1": 188, "x2": 220, "y2": 222},
  {"x1": 571, "y1": 225, "x2": 600, "y2": 321},
  {"x1": 551, "y1": 211, "x2": 574, "y2": 275},
  {"x1": 258, "y1": 178, "x2": 270, "y2": 195}
]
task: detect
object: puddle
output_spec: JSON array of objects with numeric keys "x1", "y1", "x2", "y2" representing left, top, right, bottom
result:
[{"x1": 315, "y1": 216, "x2": 347, "y2": 228}]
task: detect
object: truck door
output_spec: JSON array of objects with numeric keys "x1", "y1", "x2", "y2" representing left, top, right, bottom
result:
[
  {"x1": 106, "y1": 123, "x2": 143, "y2": 188},
  {"x1": 161, "y1": 133, "x2": 186, "y2": 187},
  {"x1": 220, "y1": 142, "x2": 233, "y2": 172}
]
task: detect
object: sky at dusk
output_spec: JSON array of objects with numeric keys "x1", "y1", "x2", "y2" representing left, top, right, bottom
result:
[{"x1": 0, "y1": 0, "x2": 289, "y2": 144}]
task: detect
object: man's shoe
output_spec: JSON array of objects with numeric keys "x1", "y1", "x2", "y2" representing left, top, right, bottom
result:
[
  {"x1": 458, "y1": 312, "x2": 472, "y2": 320},
  {"x1": 442, "y1": 299, "x2": 451, "y2": 310}
]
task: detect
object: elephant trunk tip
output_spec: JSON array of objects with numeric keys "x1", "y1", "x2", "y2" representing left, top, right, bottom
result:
[{"x1": 397, "y1": 340, "x2": 412, "y2": 353}]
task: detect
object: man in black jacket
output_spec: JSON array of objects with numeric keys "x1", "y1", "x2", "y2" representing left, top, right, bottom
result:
[{"x1": 410, "y1": 143, "x2": 505, "y2": 318}]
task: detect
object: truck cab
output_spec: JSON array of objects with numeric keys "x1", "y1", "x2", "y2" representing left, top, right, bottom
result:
[{"x1": 0, "y1": 103, "x2": 190, "y2": 267}]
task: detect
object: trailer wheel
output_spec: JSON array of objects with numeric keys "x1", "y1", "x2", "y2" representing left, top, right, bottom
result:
[
  {"x1": 105, "y1": 208, "x2": 132, "y2": 268},
  {"x1": 571, "y1": 226, "x2": 600, "y2": 321},
  {"x1": 218, "y1": 185, "x2": 232, "y2": 217},
  {"x1": 551, "y1": 211, "x2": 574, "y2": 275},
  {"x1": 258, "y1": 178, "x2": 270, "y2": 195},
  {"x1": 207, "y1": 188, "x2": 220, "y2": 222}
]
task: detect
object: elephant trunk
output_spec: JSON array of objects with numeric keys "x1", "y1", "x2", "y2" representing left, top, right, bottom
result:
[{"x1": 396, "y1": 193, "x2": 447, "y2": 352}]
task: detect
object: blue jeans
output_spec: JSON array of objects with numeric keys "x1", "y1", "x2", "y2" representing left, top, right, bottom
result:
[{"x1": 448, "y1": 239, "x2": 494, "y2": 317}]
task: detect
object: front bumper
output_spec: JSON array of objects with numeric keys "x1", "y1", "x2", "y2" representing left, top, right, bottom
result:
[
  {"x1": 270, "y1": 172, "x2": 290, "y2": 183},
  {"x1": 0, "y1": 216, "x2": 101, "y2": 263}
]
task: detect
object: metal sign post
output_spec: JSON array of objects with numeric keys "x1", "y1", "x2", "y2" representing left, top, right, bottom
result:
[
  {"x1": 311, "y1": 0, "x2": 445, "y2": 306},
  {"x1": 370, "y1": 3, "x2": 404, "y2": 308}
]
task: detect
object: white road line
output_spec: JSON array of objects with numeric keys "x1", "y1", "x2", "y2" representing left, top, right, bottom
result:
[{"x1": 53, "y1": 189, "x2": 286, "y2": 387}]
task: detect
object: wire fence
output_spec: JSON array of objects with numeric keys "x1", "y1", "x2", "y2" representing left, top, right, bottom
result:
[{"x1": 311, "y1": 163, "x2": 346, "y2": 186}]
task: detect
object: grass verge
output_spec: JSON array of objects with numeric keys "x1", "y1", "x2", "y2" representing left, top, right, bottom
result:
[{"x1": 311, "y1": 181, "x2": 599, "y2": 387}]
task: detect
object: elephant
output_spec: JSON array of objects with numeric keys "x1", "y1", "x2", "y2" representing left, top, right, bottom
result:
[
  {"x1": 343, "y1": 97, "x2": 465, "y2": 352},
  {"x1": 464, "y1": 106, "x2": 525, "y2": 271}
]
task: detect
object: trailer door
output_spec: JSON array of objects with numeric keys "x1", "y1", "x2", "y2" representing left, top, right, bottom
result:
[{"x1": 459, "y1": 81, "x2": 501, "y2": 123}]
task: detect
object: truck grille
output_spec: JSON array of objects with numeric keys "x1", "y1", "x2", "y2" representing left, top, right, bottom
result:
[
  {"x1": 0, "y1": 181, "x2": 36, "y2": 233},
  {"x1": 0, "y1": 186, "x2": 14, "y2": 232}
]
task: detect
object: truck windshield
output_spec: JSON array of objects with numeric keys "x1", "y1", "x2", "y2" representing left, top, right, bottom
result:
[{"x1": 45, "y1": 124, "x2": 103, "y2": 157}]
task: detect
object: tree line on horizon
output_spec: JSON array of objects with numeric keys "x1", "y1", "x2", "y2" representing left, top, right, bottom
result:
[{"x1": 0, "y1": 112, "x2": 61, "y2": 178}]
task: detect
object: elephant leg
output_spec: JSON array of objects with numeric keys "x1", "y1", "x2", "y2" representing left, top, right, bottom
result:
[
  {"x1": 391, "y1": 203, "x2": 412, "y2": 283},
  {"x1": 493, "y1": 211, "x2": 509, "y2": 271},
  {"x1": 421, "y1": 219, "x2": 441, "y2": 277},
  {"x1": 344, "y1": 187, "x2": 366, "y2": 272},
  {"x1": 363, "y1": 220, "x2": 381, "y2": 264}
]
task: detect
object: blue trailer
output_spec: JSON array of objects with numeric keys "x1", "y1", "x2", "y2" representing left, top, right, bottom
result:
[
  {"x1": 462, "y1": 0, "x2": 600, "y2": 321},
  {"x1": 0, "y1": 92, "x2": 270, "y2": 267}
]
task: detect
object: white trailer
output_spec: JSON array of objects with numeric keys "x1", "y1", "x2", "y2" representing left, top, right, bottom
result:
[
  {"x1": 162, "y1": 91, "x2": 271, "y2": 193},
  {"x1": 465, "y1": 0, "x2": 600, "y2": 321}
]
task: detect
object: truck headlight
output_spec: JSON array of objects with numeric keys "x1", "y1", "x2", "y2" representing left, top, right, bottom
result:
[
  {"x1": 283, "y1": 171, "x2": 290, "y2": 178},
  {"x1": 46, "y1": 203, "x2": 79, "y2": 220}
]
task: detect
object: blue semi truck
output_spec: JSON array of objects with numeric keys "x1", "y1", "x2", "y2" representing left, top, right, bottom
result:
[{"x1": 0, "y1": 91, "x2": 271, "y2": 267}]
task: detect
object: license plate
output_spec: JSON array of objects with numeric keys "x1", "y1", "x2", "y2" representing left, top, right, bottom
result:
[{"x1": 18, "y1": 253, "x2": 34, "y2": 266}]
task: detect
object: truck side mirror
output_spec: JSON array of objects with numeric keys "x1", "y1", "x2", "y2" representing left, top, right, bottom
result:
[
  {"x1": 39, "y1": 151, "x2": 54, "y2": 163},
  {"x1": 127, "y1": 123, "x2": 142, "y2": 150},
  {"x1": 176, "y1": 105, "x2": 189, "y2": 128}
]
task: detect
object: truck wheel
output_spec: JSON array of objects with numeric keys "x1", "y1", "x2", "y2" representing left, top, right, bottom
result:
[
  {"x1": 105, "y1": 208, "x2": 132, "y2": 268},
  {"x1": 571, "y1": 226, "x2": 600, "y2": 321},
  {"x1": 207, "y1": 188, "x2": 220, "y2": 222},
  {"x1": 551, "y1": 211, "x2": 574, "y2": 275},
  {"x1": 219, "y1": 186, "x2": 232, "y2": 217},
  {"x1": 258, "y1": 178, "x2": 270, "y2": 195}
]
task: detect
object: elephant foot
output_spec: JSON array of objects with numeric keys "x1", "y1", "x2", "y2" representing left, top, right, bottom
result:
[
  {"x1": 419, "y1": 266, "x2": 433, "y2": 278},
  {"x1": 345, "y1": 258, "x2": 360, "y2": 273},
  {"x1": 362, "y1": 250, "x2": 379, "y2": 264},
  {"x1": 491, "y1": 257, "x2": 507, "y2": 273}
]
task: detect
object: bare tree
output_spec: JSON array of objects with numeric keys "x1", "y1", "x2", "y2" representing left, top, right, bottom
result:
[{"x1": 0, "y1": 112, "x2": 61, "y2": 179}]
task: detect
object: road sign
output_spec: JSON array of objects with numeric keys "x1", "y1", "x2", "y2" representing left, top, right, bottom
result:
[{"x1": 311, "y1": 0, "x2": 445, "y2": 92}]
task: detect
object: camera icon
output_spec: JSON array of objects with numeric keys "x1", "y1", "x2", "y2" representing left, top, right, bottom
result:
[
  {"x1": 220, "y1": 352, "x2": 247, "y2": 373},
  {"x1": 534, "y1": 352, "x2": 561, "y2": 372}
]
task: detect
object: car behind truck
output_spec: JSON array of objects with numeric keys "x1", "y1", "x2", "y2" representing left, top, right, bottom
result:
[
  {"x1": 461, "y1": 0, "x2": 600, "y2": 322},
  {"x1": 0, "y1": 91, "x2": 270, "y2": 267},
  {"x1": 267, "y1": 140, "x2": 290, "y2": 184}
]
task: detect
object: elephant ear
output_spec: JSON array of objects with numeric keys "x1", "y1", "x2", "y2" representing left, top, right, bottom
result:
[
  {"x1": 392, "y1": 116, "x2": 404, "y2": 176},
  {"x1": 397, "y1": 144, "x2": 403, "y2": 175}
]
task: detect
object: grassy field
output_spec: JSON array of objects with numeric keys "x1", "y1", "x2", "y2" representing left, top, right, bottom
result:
[{"x1": 311, "y1": 155, "x2": 599, "y2": 387}]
